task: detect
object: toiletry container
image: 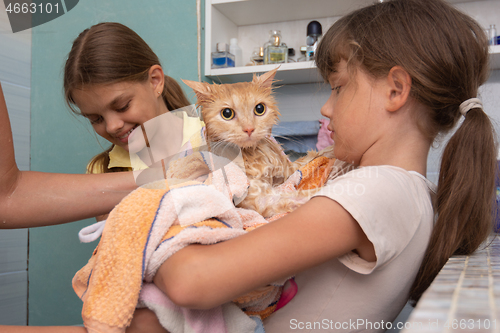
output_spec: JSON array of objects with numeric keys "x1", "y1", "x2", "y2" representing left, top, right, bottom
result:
[
  {"x1": 211, "y1": 42, "x2": 235, "y2": 69},
  {"x1": 298, "y1": 21, "x2": 322, "y2": 62},
  {"x1": 490, "y1": 24, "x2": 497, "y2": 46},
  {"x1": 229, "y1": 38, "x2": 243, "y2": 67},
  {"x1": 306, "y1": 20, "x2": 322, "y2": 60},
  {"x1": 264, "y1": 30, "x2": 288, "y2": 64},
  {"x1": 248, "y1": 47, "x2": 264, "y2": 65}
]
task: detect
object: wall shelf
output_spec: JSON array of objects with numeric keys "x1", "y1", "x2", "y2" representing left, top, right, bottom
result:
[
  {"x1": 205, "y1": 0, "x2": 375, "y2": 85},
  {"x1": 205, "y1": 0, "x2": 500, "y2": 86},
  {"x1": 490, "y1": 45, "x2": 500, "y2": 69},
  {"x1": 207, "y1": 61, "x2": 322, "y2": 84}
]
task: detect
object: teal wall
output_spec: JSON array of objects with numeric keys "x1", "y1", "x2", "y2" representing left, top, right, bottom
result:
[{"x1": 29, "y1": 0, "x2": 201, "y2": 325}]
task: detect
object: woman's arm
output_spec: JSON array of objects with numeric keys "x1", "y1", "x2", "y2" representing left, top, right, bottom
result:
[
  {"x1": 0, "y1": 326, "x2": 87, "y2": 333},
  {"x1": 154, "y1": 196, "x2": 375, "y2": 309},
  {"x1": 0, "y1": 306, "x2": 166, "y2": 332},
  {"x1": 0, "y1": 83, "x2": 137, "y2": 228}
]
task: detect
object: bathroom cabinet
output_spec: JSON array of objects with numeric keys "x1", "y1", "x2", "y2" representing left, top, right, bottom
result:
[{"x1": 205, "y1": 0, "x2": 500, "y2": 84}]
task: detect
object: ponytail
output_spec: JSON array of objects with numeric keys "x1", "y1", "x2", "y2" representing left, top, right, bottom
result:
[
  {"x1": 87, "y1": 145, "x2": 130, "y2": 174},
  {"x1": 409, "y1": 107, "x2": 497, "y2": 304},
  {"x1": 162, "y1": 75, "x2": 191, "y2": 111},
  {"x1": 314, "y1": 0, "x2": 496, "y2": 304}
]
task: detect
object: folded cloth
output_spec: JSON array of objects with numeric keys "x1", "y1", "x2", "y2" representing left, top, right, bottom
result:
[
  {"x1": 73, "y1": 152, "x2": 334, "y2": 333},
  {"x1": 316, "y1": 119, "x2": 334, "y2": 151}
]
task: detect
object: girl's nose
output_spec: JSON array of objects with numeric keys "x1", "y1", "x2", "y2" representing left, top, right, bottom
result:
[
  {"x1": 105, "y1": 113, "x2": 124, "y2": 134},
  {"x1": 320, "y1": 102, "x2": 330, "y2": 118},
  {"x1": 320, "y1": 95, "x2": 335, "y2": 119}
]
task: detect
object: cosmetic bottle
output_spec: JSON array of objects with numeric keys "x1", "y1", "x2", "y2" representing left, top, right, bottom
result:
[
  {"x1": 298, "y1": 21, "x2": 323, "y2": 62},
  {"x1": 211, "y1": 42, "x2": 235, "y2": 69},
  {"x1": 489, "y1": 24, "x2": 497, "y2": 46},
  {"x1": 229, "y1": 38, "x2": 243, "y2": 67},
  {"x1": 247, "y1": 47, "x2": 264, "y2": 66},
  {"x1": 264, "y1": 30, "x2": 288, "y2": 64}
]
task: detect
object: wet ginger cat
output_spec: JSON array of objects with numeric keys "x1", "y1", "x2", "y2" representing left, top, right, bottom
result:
[{"x1": 183, "y1": 69, "x2": 329, "y2": 218}]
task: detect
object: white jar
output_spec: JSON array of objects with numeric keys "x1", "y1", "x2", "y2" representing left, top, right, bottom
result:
[{"x1": 229, "y1": 38, "x2": 243, "y2": 67}]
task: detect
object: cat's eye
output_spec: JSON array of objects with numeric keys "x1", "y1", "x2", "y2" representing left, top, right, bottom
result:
[
  {"x1": 221, "y1": 108, "x2": 235, "y2": 120},
  {"x1": 254, "y1": 103, "x2": 266, "y2": 116}
]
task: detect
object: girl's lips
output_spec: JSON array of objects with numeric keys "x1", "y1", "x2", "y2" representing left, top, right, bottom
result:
[
  {"x1": 327, "y1": 127, "x2": 335, "y2": 140},
  {"x1": 117, "y1": 126, "x2": 138, "y2": 143}
]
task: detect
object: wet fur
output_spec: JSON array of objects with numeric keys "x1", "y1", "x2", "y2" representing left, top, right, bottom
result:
[{"x1": 183, "y1": 69, "x2": 301, "y2": 217}]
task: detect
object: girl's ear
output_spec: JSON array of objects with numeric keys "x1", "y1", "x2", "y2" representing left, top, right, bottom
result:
[
  {"x1": 253, "y1": 67, "x2": 279, "y2": 88},
  {"x1": 148, "y1": 65, "x2": 165, "y2": 95},
  {"x1": 182, "y1": 79, "x2": 213, "y2": 102},
  {"x1": 385, "y1": 66, "x2": 412, "y2": 112}
]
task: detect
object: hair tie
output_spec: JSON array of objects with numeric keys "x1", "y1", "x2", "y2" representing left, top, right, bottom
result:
[{"x1": 459, "y1": 98, "x2": 482, "y2": 117}]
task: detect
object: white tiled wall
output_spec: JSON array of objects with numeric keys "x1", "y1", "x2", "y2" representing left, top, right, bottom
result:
[{"x1": 0, "y1": 1, "x2": 30, "y2": 326}]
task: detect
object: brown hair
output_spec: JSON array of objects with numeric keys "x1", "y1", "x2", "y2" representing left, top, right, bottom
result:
[
  {"x1": 316, "y1": 0, "x2": 497, "y2": 304},
  {"x1": 64, "y1": 22, "x2": 191, "y2": 173}
]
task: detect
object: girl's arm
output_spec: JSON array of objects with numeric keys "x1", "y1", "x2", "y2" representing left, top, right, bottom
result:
[
  {"x1": 154, "y1": 196, "x2": 375, "y2": 309},
  {"x1": 0, "y1": 83, "x2": 137, "y2": 228}
]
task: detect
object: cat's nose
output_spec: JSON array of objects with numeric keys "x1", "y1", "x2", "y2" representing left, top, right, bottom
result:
[{"x1": 243, "y1": 128, "x2": 254, "y2": 137}]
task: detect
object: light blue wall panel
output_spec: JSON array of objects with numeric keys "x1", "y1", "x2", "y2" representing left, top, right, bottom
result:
[
  {"x1": 29, "y1": 0, "x2": 199, "y2": 325},
  {"x1": 0, "y1": 272, "x2": 28, "y2": 325},
  {"x1": 0, "y1": 1, "x2": 30, "y2": 326},
  {"x1": 2, "y1": 83, "x2": 31, "y2": 171}
]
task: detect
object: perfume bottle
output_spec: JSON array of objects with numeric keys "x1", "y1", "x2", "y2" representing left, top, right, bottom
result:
[
  {"x1": 264, "y1": 30, "x2": 288, "y2": 64},
  {"x1": 211, "y1": 42, "x2": 235, "y2": 69},
  {"x1": 299, "y1": 21, "x2": 322, "y2": 62},
  {"x1": 248, "y1": 46, "x2": 265, "y2": 65},
  {"x1": 489, "y1": 24, "x2": 497, "y2": 46}
]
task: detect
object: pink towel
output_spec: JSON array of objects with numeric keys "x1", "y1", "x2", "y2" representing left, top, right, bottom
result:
[{"x1": 316, "y1": 119, "x2": 334, "y2": 151}]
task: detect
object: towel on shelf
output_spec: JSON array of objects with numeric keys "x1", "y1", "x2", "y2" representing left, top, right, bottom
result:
[
  {"x1": 272, "y1": 121, "x2": 321, "y2": 154},
  {"x1": 73, "y1": 151, "x2": 334, "y2": 333}
]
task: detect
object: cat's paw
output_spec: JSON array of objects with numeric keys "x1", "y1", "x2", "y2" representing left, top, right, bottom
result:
[{"x1": 166, "y1": 154, "x2": 210, "y2": 181}]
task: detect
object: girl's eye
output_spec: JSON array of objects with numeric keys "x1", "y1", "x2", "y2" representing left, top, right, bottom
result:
[
  {"x1": 333, "y1": 86, "x2": 341, "y2": 94},
  {"x1": 221, "y1": 108, "x2": 235, "y2": 120},
  {"x1": 254, "y1": 103, "x2": 266, "y2": 116},
  {"x1": 117, "y1": 102, "x2": 130, "y2": 112},
  {"x1": 89, "y1": 116, "x2": 103, "y2": 125}
]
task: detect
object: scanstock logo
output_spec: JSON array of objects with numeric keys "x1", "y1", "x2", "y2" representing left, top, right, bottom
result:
[{"x1": 3, "y1": 0, "x2": 79, "y2": 33}]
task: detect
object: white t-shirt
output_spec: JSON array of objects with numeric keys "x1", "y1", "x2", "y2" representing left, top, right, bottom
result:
[{"x1": 263, "y1": 165, "x2": 436, "y2": 333}]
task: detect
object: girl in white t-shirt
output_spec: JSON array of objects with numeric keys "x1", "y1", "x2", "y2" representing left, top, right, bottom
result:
[
  {"x1": 1, "y1": 0, "x2": 494, "y2": 332},
  {"x1": 146, "y1": 0, "x2": 496, "y2": 332}
]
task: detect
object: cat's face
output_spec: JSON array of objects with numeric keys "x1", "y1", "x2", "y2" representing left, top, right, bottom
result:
[{"x1": 183, "y1": 69, "x2": 280, "y2": 148}]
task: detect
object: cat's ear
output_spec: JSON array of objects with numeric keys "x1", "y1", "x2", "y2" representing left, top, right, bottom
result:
[
  {"x1": 253, "y1": 68, "x2": 278, "y2": 89},
  {"x1": 182, "y1": 80, "x2": 213, "y2": 101}
]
